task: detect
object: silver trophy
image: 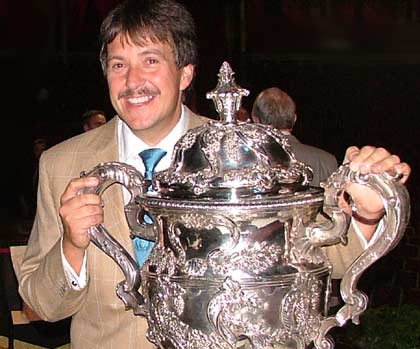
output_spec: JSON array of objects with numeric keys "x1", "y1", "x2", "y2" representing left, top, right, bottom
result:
[{"x1": 81, "y1": 62, "x2": 410, "y2": 349}]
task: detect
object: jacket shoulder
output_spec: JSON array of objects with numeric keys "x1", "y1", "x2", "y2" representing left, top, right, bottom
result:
[
  {"x1": 184, "y1": 106, "x2": 213, "y2": 128},
  {"x1": 42, "y1": 118, "x2": 116, "y2": 159}
]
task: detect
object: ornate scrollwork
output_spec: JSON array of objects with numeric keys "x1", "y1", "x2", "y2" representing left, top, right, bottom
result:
[
  {"x1": 157, "y1": 121, "x2": 312, "y2": 197},
  {"x1": 290, "y1": 218, "x2": 329, "y2": 266},
  {"x1": 147, "y1": 276, "x2": 231, "y2": 349},
  {"x1": 146, "y1": 245, "x2": 177, "y2": 276},
  {"x1": 207, "y1": 277, "x2": 299, "y2": 349},
  {"x1": 281, "y1": 273, "x2": 323, "y2": 344},
  {"x1": 80, "y1": 162, "x2": 147, "y2": 315},
  {"x1": 313, "y1": 164, "x2": 410, "y2": 349},
  {"x1": 208, "y1": 241, "x2": 281, "y2": 276},
  {"x1": 208, "y1": 277, "x2": 256, "y2": 347},
  {"x1": 167, "y1": 213, "x2": 241, "y2": 277}
]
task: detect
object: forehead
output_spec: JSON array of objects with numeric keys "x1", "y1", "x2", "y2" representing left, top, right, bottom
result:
[
  {"x1": 91, "y1": 114, "x2": 105, "y2": 120},
  {"x1": 108, "y1": 33, "x2": 174, "y2": 56}
]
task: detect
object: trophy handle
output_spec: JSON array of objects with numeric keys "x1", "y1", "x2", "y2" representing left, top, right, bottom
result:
[
  {"x1": 313, "y1": 163, "x2": 410, "y2": 349},
  {"x1": 80, "y1": 161, "x2": 154, "y2": 316}
]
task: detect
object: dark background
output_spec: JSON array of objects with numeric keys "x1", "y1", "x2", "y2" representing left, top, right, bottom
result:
[
  {"x1": 1, "y1": 2, "x2": 419, "y2": 345},
  {"x1": 1, "y1": 0, "x2": 419, "y2": 222}
]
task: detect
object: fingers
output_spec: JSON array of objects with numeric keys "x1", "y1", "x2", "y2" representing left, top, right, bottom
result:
[
  {"x1": 344, "y1": 145, "x2": 411, "y2": 183},
  {"x1": 60, "y1": 196, "x2": 103, "y2": 228},
  {"x1": 392, "y1": 162, "x2": 411, "y2": 184},
  {"x1": 60, "y1": 176, "x2": 100, "y2": 205},
  {"x1": 346, "y1": 146, "x2": 390, "y2": 174},
  {"x1": 59, "y1": 176, "x2": 104, "y2": 250}
]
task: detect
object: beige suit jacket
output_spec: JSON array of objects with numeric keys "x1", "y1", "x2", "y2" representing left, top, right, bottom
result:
[
  {"x1": 19, "y1": 108, "x2": 363, "y2": 349},
  {"x1": 19, "y1": 109, "x2": 210, "y2": 349},
  {"x1": 284, "y1": 134, "x2": 338, "y2": 187}
]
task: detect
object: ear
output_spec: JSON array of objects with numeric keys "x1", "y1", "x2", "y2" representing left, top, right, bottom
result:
[{"x1": 179, "y1": 64, "x2": 194, "y2": 91}]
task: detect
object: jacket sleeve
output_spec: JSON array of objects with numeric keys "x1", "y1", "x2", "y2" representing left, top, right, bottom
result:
[
  {"x1": 323, "y1": 223, "x2": 364, "y2": 279},
  {"x1": 18, "y1": 151, "x2": 88, "y2": 322}
]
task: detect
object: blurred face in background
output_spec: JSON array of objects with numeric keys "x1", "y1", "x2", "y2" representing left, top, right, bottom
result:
[
  {"x1": 33, "y1": 139, "x2": 47, "y2": 159},
  {"x1": 237, "y1": 106, "x2": 250, "y2": 122},
  {"x1": 84, "y1": 113, "x2": 107, "y2": 131}
]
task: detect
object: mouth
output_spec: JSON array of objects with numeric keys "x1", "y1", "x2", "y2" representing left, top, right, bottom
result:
[{"x1": 126, "y1": 95, "x2": 155, "y2": 105}]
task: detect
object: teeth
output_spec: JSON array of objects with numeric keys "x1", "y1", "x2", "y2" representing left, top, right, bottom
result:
[{"x1": 127, "y1": 95, "x2": 153, "y2": 104}]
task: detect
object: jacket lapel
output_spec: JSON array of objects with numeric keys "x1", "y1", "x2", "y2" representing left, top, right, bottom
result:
[{"x1": 89, "y1": 117, "x2": 132, "y2": 251}]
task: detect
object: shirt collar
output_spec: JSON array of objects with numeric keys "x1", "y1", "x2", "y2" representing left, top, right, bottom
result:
[{"x1": 118, "y1": 105, "x2": 187, "y2": 171}]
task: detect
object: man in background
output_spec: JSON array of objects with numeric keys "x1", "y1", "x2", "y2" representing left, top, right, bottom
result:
[
  {"x1": 18, "y1": 138, "x2": 48, "y2": 220},
  {"x1": 252, "y1": 87, "x2": 338, "y2": 187},
  {"x1": 81, "y1": 109, "x2": 107, "y2": 132}
]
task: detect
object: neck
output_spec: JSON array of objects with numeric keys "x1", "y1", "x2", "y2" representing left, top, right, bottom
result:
[
  {"x1": 280, "y1": 129, "x2": 292, "y2": 135},
  {"x1": 134, "y1": 108, "x2": 182, "y2": 146}
]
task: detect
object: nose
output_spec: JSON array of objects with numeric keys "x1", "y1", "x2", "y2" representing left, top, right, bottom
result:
[{"x1": 125, "y1": 65, "x2": 146, "y2": 90}]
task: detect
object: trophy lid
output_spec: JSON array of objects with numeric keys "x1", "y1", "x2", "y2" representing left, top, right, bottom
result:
[{"x1": 154, "y1": 62, "x2": 313, "y2": 199}]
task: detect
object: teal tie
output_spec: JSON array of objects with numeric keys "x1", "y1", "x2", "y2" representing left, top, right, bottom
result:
[
  {"x1": 139, "y1": 148, "x2": 167, "y2": 180},
  {"x1": 133, "y1": 148, "x2": 167, "y2": 267}
]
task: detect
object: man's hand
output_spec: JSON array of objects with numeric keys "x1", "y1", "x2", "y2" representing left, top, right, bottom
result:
[
  {"x1": 342, "y1": 146, "x2": 411, "y2": 240},
  {"x1": 59, "y1": 176, "x2": 103, "y2": 274}
]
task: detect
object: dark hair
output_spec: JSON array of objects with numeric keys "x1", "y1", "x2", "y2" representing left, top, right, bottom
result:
[
  {"x1": 82, "y1": 110, "x2": 106, "y2": 125},
  {"x1": 99, "y1": 0, "x2": 198, "y2": 74},
  {"x1": 33, "y1": 138, "x2": 48, "y2": 147},
  {"x1": 252, "y1": 87, "x2": 297, "y2": 130}
]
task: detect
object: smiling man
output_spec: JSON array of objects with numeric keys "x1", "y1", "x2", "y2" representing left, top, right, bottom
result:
[
  {"x1": 18, "y1": 1, "x2": 209, "y2": 348},
  {"x1": 17, "y1": 1, "x2": 411, "y2": 349}
]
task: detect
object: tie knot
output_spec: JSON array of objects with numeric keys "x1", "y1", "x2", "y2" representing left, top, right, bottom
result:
[{"x1": 139, "y1": 148, "x2": 167, "y2": 180}]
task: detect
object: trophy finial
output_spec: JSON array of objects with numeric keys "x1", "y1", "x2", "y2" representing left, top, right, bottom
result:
[{"x1": 206, "y1": 61, "x2": 249, "y2": 123}]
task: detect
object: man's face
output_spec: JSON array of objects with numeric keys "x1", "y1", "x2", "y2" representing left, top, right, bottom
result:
[
  {"x1": 237, "y1": 107, "x2": 250, "y2": 122},
  {"x1": 85, "y1": 113, "x2": 107, "y2": 131},
  {"x1": 106, "y1": 34, "x2": 193, "y2": 145}
]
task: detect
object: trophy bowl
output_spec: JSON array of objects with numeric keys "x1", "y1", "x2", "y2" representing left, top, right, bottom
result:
[{"x1": 81, "y1": 62, "x2": 410, "y2": 349}]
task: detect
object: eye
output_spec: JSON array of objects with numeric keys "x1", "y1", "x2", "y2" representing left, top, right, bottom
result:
[
  {"x1": 109, "y1": 62, "x2": 125, "y2": 72},
  {"x1": 146, "y1": 58, "x2": 159, "y2": 65}
]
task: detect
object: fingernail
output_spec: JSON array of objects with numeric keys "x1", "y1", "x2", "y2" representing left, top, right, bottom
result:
[
  {"x1": 371, "y1": 164, "x2": 381, "y2": 173},
  {"x1": 349, "y1": 162, "x2": 358, "y2": 171},
  {"x1": 349, "y1": 151, "x2": 358, "y2": 160},
  {"x1": 359, "y1": 164, "x2": 368, "y2": 174}
]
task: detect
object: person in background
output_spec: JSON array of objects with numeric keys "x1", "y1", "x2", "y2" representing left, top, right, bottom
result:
[
  {"x1": 252, "y1": 87, "x2": 338, "y2": 187},
  {"x1": 237, "y1": 105, "x2": 251, "y2": 122},
  {"x1": 18, "y1": 1, "x2": 411, "y2": 349},
  {"x1": 18, "y1": 137, "x2": 48, "y2": 220},
  {"x1": 81, "y1": 109, "x2": 107, "y2": 132}
]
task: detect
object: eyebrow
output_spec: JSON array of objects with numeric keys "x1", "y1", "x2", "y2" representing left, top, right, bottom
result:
[
  {"x1": 106, "y1": 55, "x2": 124, "y2": 66},
  {"x1": 107, "y1": 47, "x2": 168, "y2": 63}
]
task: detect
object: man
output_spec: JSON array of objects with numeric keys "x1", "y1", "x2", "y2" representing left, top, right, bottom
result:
[
  {"x1": 252, "y1": 87, "x2": 338, "y2": 187},
  {"x1": 19, "y1": 1, "x2": 207, "y2": 348},
  {"x1": 18, "y1": 1, "x2": 411, "y2": 349},
  {"x1": 81, "y1": 109, "x2": 107, "y2": 132}
]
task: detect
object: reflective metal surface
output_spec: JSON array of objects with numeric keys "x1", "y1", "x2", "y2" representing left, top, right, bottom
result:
[{"x1": 81, "y1": 62, "x2": 410, "y2": 349}]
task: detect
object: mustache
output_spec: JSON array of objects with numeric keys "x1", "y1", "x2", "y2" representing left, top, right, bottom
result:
[{"x1": 118, "y1": 86, "x2": 160, "y2": 100}]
